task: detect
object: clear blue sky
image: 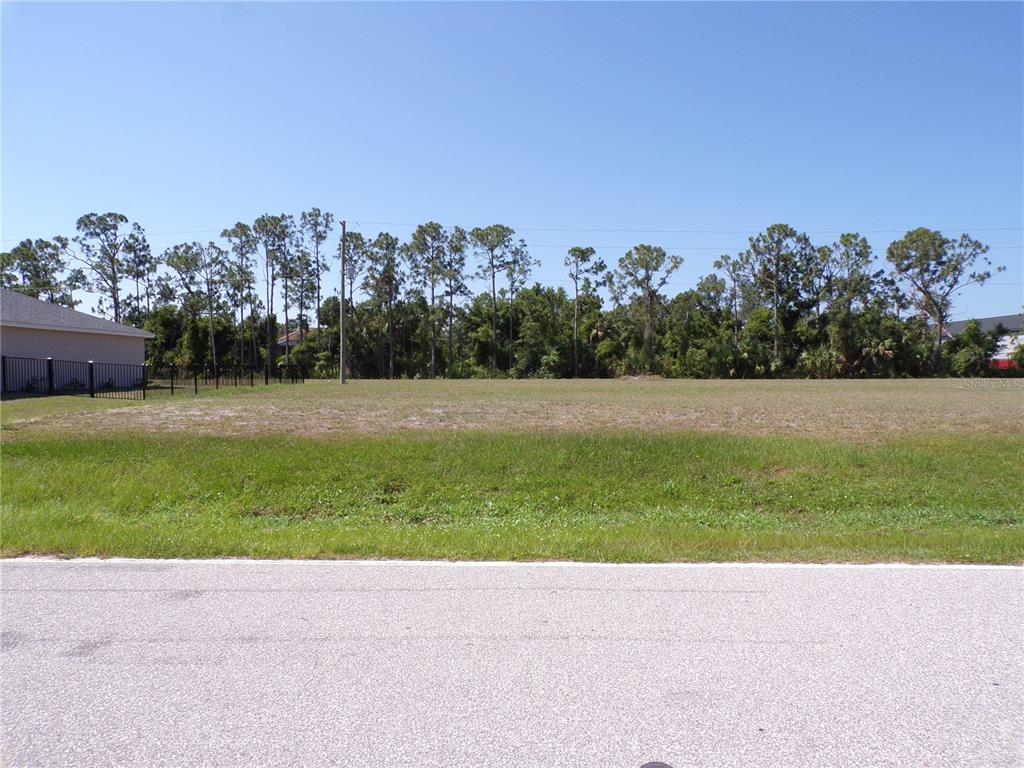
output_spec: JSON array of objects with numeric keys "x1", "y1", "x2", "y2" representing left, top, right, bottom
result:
[{"x1": 3, "y1": 1, "x2": 1022, "y2": 320}]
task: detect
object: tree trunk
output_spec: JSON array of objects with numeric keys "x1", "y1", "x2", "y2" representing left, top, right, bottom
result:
[
  {"x1": 490, "y1": 262, "x2": 498, "y2": 370},
  {"x1": 731, "y1": 287, "x2": 739, "y2": 350},
  {"x1": 207, "y1": 292, "x2": 218, "y2": 371},
  {"x1": 934, "y1": 317, "x2": 945, "y2": 372},
  {"x1": 573, "y1": 280, "x2": 580, "y2": 377},
  {"x1": 110, "y1": 257, "x2": 121, "y2": 323},
  {"x1": 348, "y1": 275, "x2": 356, "y2": 375},
  {"x1": 772, "y1": 279, "x2": 780, "y2": 366},
  {"x1": 238, "y1": 301, "x2": 245, "y2": 368},
  {"x1": 429, "y1": 281, "x2": 436, "y2": 378},
  {"x1": 283, "y1": 277, "x2": 290, "y2": 367},
  {"x1": 644, "y1": 289, "x2": 654, "y2": 372},
  {"x1": 387, "y1": 296, "x2": 395, "y2": 380},
  {"x1": 264, "y1": 260, "x2": 274, "y2": 380},
  {"x1": 249, "y1": 293, "x2": 259, "y2": 372},
  {"x1": 508, "y1": 287, "x2": 514, "y2": 373},
  {"x1": 315, "y1": 244, "x2": 322, "y2": 354},
  {"x1": 447, "y1": 293, "x2": 455, "y2": 376}
]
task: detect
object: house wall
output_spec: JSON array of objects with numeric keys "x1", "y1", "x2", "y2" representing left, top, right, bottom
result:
[
  {"x1": 0, "y1": 326, "x2": 147, "y2": 393},
  {"x1": 994, "y1": 333, "x2": 1023, "y2": 364}
]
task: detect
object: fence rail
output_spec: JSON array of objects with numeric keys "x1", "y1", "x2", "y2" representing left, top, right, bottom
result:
[
  {"x1": 147, "y1": 364, "x2": 306, "y2": 394},
  {"x1": 1, "y1": 355, "x2": 306, "y2": 399}
]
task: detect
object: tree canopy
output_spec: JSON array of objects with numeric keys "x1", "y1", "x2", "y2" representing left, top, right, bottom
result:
[{"x1": 3, "y1": 212, "x2": 1015, "y2": 379}]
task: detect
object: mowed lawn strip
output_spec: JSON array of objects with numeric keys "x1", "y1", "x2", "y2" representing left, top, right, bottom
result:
[{"x1": 3, "y1": 432, "x2": 1021, "y2": 563}]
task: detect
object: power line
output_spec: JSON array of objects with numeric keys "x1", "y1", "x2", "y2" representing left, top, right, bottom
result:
[
  {"x1": 4, "y1": 223, "x2": 1023, "y2": 245},
  {"x1": 506, "y1": 244, "x2": 1024, "y2": 251},
  {"x1": 350, "y1": 221, "x2": 1024, "y2": 236}
]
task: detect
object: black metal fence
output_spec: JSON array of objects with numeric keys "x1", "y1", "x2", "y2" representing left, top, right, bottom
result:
[
  {"x1": 1, "y1": 356, "x2": 147, "y2": 399},
  {"x1": 1, "y1": 355, "x2": 306, "y2": 400},
  {"x1": 146, "y1": 364, "x2": 306, "y2": 395}
]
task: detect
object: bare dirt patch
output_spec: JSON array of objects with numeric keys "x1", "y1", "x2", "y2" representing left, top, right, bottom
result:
[{"x1": 4, "y1": 378, "x2": 1021, "y2": 442}]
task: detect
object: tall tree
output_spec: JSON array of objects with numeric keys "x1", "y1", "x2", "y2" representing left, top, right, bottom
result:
[
  {"x1": 441, "y1": 226, "x2": 470, "y2": 373},
  {"x1": 164, "y1": 242, "x2": 205, "y2": 365},
  {"x1": 471, "y1": 224, "x2": 515, "y2": 370},
  {"x1": 505, "y1": 239, "x2": 536, "y2": 373},
  {"x1": 221, "y1": 222, "x2": 259, "y2": 368},
  {"x1": 292, "y1": 248, "x2": 317, "y2": 335},
  {"x1": 408, "y1": 222, "x2": 448, "y2": 377},
  {"x1": 886, "y1": 228, "x2": 1001, "y2": 370},
  {"x1": 830, "y1": 233, "x2": 877, "y2": 316},
  {"x1": 337, "y1": 230, "x2": 368, "y2": 373},
  {"x1": 0, "y1": 238, "x2": 72, "y2": 304},
  {"x1": 253, "y1": 214, "x2": 285, "y2": 374},
  {"x1": 825, "y1": 233, "x2": 880, "y2": 366},
  {"x1": 198, "y1": 243, "x2": 227, "y2": 370},
  {"x1": 276, "y1": 214, "x2": 299, "y2": 365},
  {"x1": 743, "y1": 224, "x2": 814, "y2": 370},
  {"x1": 713, "y1": 252, "x2": 750, "y2": 361},
  {"x1": 124, "y1": 234, "x2": 158, "y2": 321},
  {"x1": 363, "y1": 232, "x2": 403, "y2": 379},
  {"x1": 339, "y1": 230, "x2": 368, "y2": 305},
  {"x1": 610, "y1": 244, "x2": 683, "y2": 372},
  {"x1": 565, "y1": 246, "x2": 606, "y2": 377},
  {"x1": 299, "y1": 208, "x2": 334, "y2": 352},
  {"x1": 71, "y1": 212, "x2": 147, "y2": 323}
]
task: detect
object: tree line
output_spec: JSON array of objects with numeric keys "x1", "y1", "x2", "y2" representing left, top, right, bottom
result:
[{"x1": 2, "y1": 211, "x2": 1017, "y2": 378}]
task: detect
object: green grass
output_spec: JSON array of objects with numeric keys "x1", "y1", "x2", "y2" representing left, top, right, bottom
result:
[{"x1": 3, "y1": 431, "x2": 1021, "y2": 562}]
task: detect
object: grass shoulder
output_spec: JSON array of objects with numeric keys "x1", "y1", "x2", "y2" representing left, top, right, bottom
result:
[{"x1": 3, "y1": 430, "x2": 1021, "y2": 563}]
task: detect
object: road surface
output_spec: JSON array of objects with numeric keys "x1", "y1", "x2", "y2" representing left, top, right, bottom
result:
[{"x1": 2, "y1": 559, "x2": 1021, "y2": 767}]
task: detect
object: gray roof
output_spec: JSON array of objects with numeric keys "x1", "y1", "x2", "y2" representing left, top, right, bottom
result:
[
  {"x1": 946, "y1": 314, "x2": 1022, "y2": 337},
  {"x1": 0, "y1": 289, "x2": 154, "y2": 338}
]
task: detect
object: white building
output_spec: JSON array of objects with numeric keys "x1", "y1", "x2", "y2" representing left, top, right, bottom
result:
[
  {"x1": 944, "y1": 313, "x2": 1023, "y2": 371},
  {"x1": 0, "y1": 289, "x2": 154, "y2": 393}
]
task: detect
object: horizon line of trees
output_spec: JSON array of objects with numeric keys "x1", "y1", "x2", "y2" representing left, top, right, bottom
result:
[{"x1": 2, "y1": 211, "x2": 1020, "y2": 379}]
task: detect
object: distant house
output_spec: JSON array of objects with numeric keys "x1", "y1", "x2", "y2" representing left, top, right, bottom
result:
[
  {"x1": 274, "y1": 327, "x2": 319, "y2": 356},
  {"x1": 944, "y1": 313, "x2": 1023, "y2": 370},
  {"x1": 0, "y1": 289, "x2": 154, "y2": 390}
]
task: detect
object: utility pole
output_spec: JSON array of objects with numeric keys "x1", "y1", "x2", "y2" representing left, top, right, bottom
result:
[{"x1": 339, "y1": 220, "x2": 347, "y2": 384}]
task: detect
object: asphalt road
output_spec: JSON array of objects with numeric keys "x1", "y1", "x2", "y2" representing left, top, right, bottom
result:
[{"x1": 1, "y1": 559, "x2": 1021, "y2": 767}]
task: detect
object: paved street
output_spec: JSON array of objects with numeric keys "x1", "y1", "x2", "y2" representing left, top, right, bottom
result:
[{"x1": 1, "y1": 559, "x2": 1021, "y2": 767}]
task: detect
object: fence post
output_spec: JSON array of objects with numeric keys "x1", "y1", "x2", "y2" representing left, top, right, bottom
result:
[
  {"x1": 46, "y1": 358, "x2": 54, "y2": 395},
  {"x1": 88, "y1": 361, "x2": 95, "y2": 398},
  {"x1": 170, "y1": 365, "x2": 175, "y2": 396},
  {"x1": 215, "y1": 365, "x2": 219, "y2": 390},
  {"x1": 142, "y1": 365, "x2": 147, "y2": 400},
  {"x1": 2, "y1": 355, "x2": 6, "y2": 394},
  {"x1": 194, "y1": 370, "x2": 198, "y2": 395}
]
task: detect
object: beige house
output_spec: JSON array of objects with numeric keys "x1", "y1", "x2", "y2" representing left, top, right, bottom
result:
[{"x1": 1, "y1": 289, "x2": 154, "y2": 392}]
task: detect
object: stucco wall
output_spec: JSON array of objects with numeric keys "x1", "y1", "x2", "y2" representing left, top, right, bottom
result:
[
  {"x1": 0, "y1": 326, "x2": 147, "y2": 364},
  {"x1": 1, "y1": 327, "x2": 147, "y2": 393}
]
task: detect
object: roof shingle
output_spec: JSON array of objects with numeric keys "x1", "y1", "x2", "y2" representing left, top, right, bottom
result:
[{"x1": 0, "y1": 289, "x2": 155, "y2": 338}]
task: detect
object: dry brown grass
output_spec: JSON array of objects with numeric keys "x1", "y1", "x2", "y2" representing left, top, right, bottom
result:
[{"x1": 3, "y1": 378, "x2": 1022, "y2": 442}]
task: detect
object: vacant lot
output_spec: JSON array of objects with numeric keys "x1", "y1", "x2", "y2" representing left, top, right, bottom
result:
[
  {"x1": 2, "y1": 379, "x2": 1022, "y2": 563},
  {"x1": 4, "y1": 378, "x2": 1023, "y2": 440}
]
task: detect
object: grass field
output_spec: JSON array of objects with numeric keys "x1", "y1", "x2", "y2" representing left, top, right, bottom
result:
[{"x1": 2, "y1": 379, "x2": 1022, "y2": 563}]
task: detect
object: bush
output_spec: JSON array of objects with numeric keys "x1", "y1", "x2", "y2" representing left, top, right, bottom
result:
[
  {"x1": 799, "y1": 346, "x2": 841, "y2": 379},
  {"x1": 944, "y1": 320, "x2": 996, "y2": 377},
  {"x1": 682, "y1": 347, "x2": 713, "y2": 378}
]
